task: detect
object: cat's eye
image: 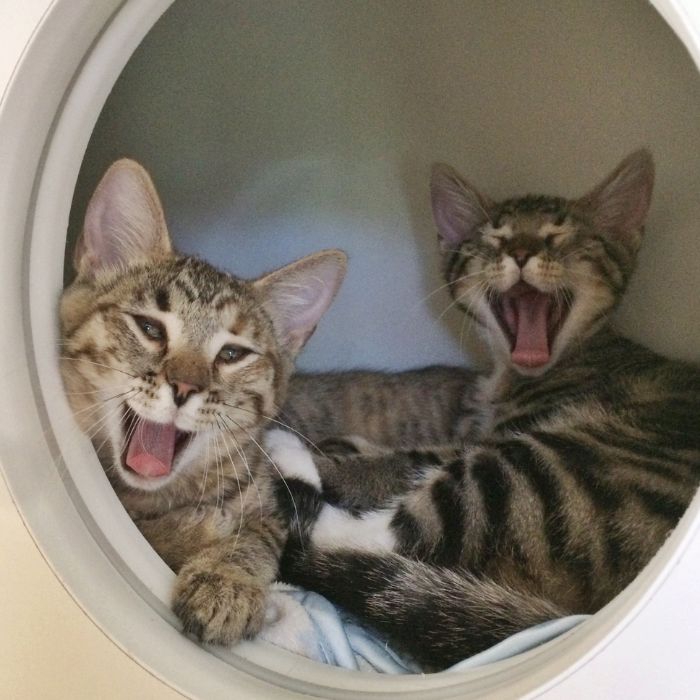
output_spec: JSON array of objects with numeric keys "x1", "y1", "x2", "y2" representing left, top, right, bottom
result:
[
  {"x1": 484, "y1": 234, "x2": 503, "y2": 249},
  {"x1": 545, "y1": 232, "x2": 566, "y2": 247},
  {"x1": 133, "y1": 315, "x2": 166, "y2": 342},
  {"x1": 217, "y1": 344, "x2": 252, "y2": 364}
]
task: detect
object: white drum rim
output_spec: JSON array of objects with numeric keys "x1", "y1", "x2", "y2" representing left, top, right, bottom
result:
[{"x1": 0, "y1": 0, "x2": 698, "y2": 697}]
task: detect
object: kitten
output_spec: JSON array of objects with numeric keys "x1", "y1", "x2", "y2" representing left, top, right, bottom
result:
[
  {"x1": 60, "y1": 159, "x2": 346, "y2": 645},
  {"x1": 269, "y1": 149, "x2": 700, "y2": 671}
]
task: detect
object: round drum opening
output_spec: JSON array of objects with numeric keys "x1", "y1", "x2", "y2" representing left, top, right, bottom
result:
[{"x1": 2, "y1": 0, "x2": 700, "y2": 697}]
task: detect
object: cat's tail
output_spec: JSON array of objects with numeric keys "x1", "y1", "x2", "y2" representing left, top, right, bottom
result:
[{"x1": 278, "y1": 546, "x2": 568, "y2": 671}]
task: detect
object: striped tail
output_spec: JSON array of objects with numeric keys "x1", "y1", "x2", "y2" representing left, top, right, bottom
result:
[{"x1": 278, "y1": 543, "x2": 568, "y2": 671}]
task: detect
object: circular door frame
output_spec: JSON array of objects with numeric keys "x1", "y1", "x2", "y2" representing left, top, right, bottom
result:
[{"x1": 1, "y1": 0, "x2": 700, "y2": 698}]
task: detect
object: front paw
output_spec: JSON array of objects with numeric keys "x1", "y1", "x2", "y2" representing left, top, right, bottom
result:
[{"x1": 173, "y1": 565, "x2": 267, "y2": 645}]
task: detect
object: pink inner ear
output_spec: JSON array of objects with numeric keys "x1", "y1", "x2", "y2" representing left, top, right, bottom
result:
[
  {"x1": 431, "y1": 165, "x2": 491, "y2": 249},
  {"x1": 83, "y1": 190, "x2": 125, "y2": 269},
  {"x1": 280, "y1": 261, "x2": 342, "y2": 343},
  {"x1": 78, "y1": 160, "x2": 171, "y2": 275},
  {"x1": 585, "y1": 150, "x2": 654, "y2": 237},
  {"x1": 259, "y1": 252, "x2": 346, "y2": 354},
  {"x1": 597, "y1": 173, "x2": 653, "y2": 233}
]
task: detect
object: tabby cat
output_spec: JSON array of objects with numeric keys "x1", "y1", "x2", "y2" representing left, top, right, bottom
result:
[
  {"x1": 60, "y1": 159, "x2": 346, "y2": 645},
  {"x1": 270, "y1": 149, "x2": 700, "y2": 671}
]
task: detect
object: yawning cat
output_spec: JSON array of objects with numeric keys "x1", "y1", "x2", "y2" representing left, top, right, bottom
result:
[
  {"x1": 271, "y1": 149, "x2": 700, "y2": 670},
  {"x1": 60, "y1": 159, "x2": 346, "y2": 646}
]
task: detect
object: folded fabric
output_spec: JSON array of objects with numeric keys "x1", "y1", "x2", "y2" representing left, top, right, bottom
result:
[{"x1": 259, "y1": 583, "x2": 589, "y2": 674}]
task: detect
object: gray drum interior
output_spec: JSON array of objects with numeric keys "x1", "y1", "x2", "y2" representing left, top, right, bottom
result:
[{"x1": 70, "y1": 0, "x2": 700, "y2": 374}]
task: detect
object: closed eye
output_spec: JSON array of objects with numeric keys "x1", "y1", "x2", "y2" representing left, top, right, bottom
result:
[
  {"x1": 484, "y1": 233, "x2": 504, "y2": 249},
  {"x1": 132, "y1": 314, "x2": 166, "y2": 343},
  {"x1": 545, "y1": 232, "x2": 567, "y2": 247},
  {"x1": 216, "y1": 344, "x2": 253, "y2": 364}
]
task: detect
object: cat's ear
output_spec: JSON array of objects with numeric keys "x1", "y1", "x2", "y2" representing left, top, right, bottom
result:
[
  {"x1": 430, "y1": 163, "x2": 493, "y2": 251},
  {"x1": 74, "y1": 159, "x2": 173, "y2": 276},
  {"x1": 254, "y1": 250, "x2": 347, "y2": 356},
  {"x1": 576, "y1": 149, "x2": 654, "y2": 249}
]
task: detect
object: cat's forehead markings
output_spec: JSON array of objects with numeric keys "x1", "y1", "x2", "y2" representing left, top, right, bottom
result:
[
  {"x1": 216, "y1": 303, "x2": 248, "y2": 337},
  {"x1": 173, "y1": 277, "x2": 198, "y2": 304},
  {"x1": 154, "y1": 287, "x2": 170, "y2": 312},
  {"x1": 229, "y1": 317, "x2": 250, "y2": 337}
]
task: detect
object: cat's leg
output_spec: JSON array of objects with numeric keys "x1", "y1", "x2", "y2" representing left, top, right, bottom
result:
[
  {"x1": 267, "y1": 428, "x2": 459, "y2": 511},
  {"x1": 267, "y1": 429, "x2": 457, "y2": 558},
  {"x1": 267, "y1": 429, "x2": 460, "y2": 557},
  {"x1": 137, "y1": 503, "x2": 286, "y2": 645},
  {"x1": 279, "y1": 548, "x2": 566, "y2": 670},
  {"x1": 266, "y1": 429, "x2": 400, "y2": 563}
]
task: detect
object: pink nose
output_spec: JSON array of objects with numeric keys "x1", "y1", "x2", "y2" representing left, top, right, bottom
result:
[
  {"x1": 171, "y1": 380, "x2": 200, "y2": 407},
  {"x1": 512, "y1": 248, "x2": 531, "y2": 267}
]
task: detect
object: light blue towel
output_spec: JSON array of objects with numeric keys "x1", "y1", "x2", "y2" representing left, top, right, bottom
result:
[{"x1": 259, "y1": 584, "x2": 588, "y2": 673}]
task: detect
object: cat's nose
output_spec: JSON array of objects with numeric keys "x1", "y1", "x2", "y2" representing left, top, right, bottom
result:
[
  {"x1": 512, "y1": 248, "x2": 532, "y2": 268},
  {"x1": 170, "y1": 380, "x2": 200, "y2": 407}
]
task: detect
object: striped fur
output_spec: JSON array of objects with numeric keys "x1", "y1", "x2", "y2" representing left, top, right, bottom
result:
[
  {"x1": 275, "y1": 150, "x2": 700, "y2": 670},
  {"x1": 60, "y1": 159, "x2": 345, "y2": 646},
  {"x1": 282, "y1": 365, "x2": 476, "y2": 449}
]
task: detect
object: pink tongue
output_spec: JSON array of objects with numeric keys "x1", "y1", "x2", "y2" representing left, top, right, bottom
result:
[
  {"x1": 510, "y1": 292, "x2": 552, "y2": 368},
  {"x1": 125, "y1": 419, "x2": 176, "y2": 478}
]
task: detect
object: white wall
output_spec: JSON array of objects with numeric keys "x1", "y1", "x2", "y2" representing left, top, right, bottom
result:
[{"x1": 70, "y1": 0, "x2": 700, "y2": 371}]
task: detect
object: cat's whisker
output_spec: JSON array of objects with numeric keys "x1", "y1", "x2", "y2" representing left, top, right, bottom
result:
[
  {"x1": 222, "y1": 402, "x2": 329, "y2": 459},
  {"x1": 123, "y1": 408, "x2": 141, "y2": 450},
  {"x1": 64, "y1": 385, "x2": 130, "y2": 397},
  {"x1": 223, "y1": 413, "x2": 303, "y2": 545},
  {"x1": 439, "y1": 279, "x2": 486, "y2": 322},
  {"x1": 439, "y1": 247, "x2": 465, "y2": 255},
  {"x1": 214, "y1": 417, "x2": 246, "y2": 550},
  {"x1": 49, "y1": 388, "x2": 140, "y2": 476},
  {"x1": 68, "y1": 388, "x2": 137, "y2": 419},
  {"x1": 458, "y1": 303, "x2": 472, "y2": 353},
  {"x1": 195, "y1": 430, "x2": 213, "y2": 512},
  {"x1": 412, "y1": 270, "x2": 484, "y2": 310},
  {"x1": 56, "y1": 398, "x2": 133, "y2": 483},
  {"x1": 59, "y1": 356, "x2": 139, "y2": 379},
  {"x1": 454, "y1": 280, "x2": 498, "y2": 352},
  {"x1": 211, "y1": 429, "x2": 224, "y2": 512},
  {"x1": 208, "y1": 432, "x2": 223, "y2": 509},
  {"x1": 217, "y1": 416, "x2": 264, "y2": 524},
  {"x1": 437, "y1": 291, "x2": 468, "y2": 322},
  {"x1": 39, "y1": 392, "x2": 130, "y2": 484},
  {"x1": 78, "y1": 393, "x2": 130, "y2": 439},
  {"x1": 82, "y1": 409, "x2": 118, "y2": 444},
  {"x1": 565, "y1": 267, "x2": 604, "y2": 282}
]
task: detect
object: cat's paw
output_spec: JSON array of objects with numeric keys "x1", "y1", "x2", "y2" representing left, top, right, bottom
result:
[
  {"x1": 265, "y1": 428, "x2": 322, "y2": 489},
  {"x1": 173, "y1": 565, "x2": 267, "y2": 645}
]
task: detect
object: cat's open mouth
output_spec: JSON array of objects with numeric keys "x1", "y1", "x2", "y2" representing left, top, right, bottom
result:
[
  {"x1": 491, "y1": 281, "x2": 570, "y2": 368},
  {"x1": 121, "y1": 405, "x2": 192, "y2": 479}
]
